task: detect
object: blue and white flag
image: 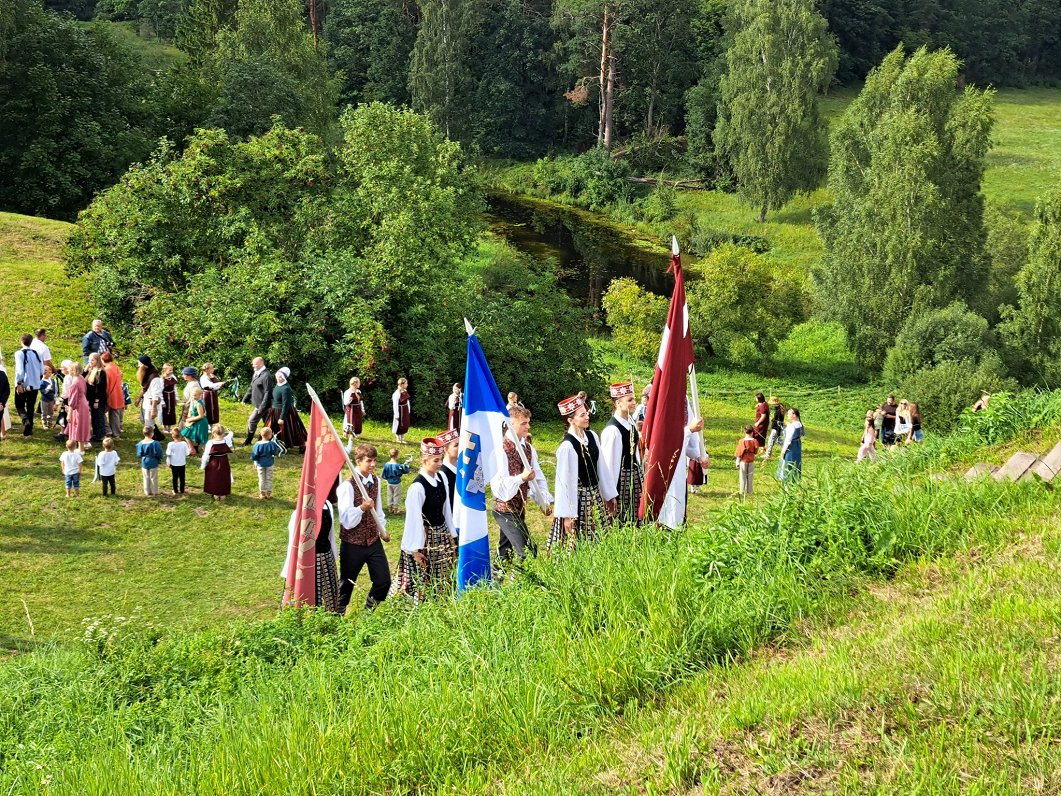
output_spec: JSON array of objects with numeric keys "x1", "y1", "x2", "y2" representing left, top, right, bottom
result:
[{"x1": 455, "y1": 319, "x2": 510, "y2": 590}]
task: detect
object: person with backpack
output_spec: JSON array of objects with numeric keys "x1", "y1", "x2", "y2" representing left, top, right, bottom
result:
[{"x1": 14, "y1": 333, "x2": 43, "y2": 437}]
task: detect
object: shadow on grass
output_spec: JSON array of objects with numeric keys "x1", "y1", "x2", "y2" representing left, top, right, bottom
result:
[{"x1": 0, "y1": 523, "x2": 122, "y2": 554}]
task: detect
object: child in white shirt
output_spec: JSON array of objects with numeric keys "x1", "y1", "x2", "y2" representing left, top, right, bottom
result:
[
  {"x1": 166, "y1": 428, "x2": 190, "y2": 495},
  {"x1": 59, "y1": 439, "x2": 84, "y2": 498},
  {"x1": 95, "y1": 436, "x2": 120, "y2": 496}
]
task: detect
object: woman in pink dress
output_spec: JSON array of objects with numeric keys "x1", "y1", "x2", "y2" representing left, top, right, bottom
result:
[{"x1": 63, "y1": 361, "x2": 92, "y2": 451}]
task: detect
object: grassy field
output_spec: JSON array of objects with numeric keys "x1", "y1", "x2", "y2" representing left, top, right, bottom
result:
[
  {"x1": 84, "y1": 20, "x2": 186, "y2": 73},
  {"x1": 1, "y1": 213, "x2": 873, "y2": 649}
]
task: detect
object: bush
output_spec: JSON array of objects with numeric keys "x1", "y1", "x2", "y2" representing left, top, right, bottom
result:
[
  {"x1": 882, "y1": 301, "x2": 1000, "y2": 385},
  {"x1": 601, "y1": 277, "x2": 669, "y2": 361},
  {"x1": 899, "y1": 357, "x2": 1015, "y2": 429}
]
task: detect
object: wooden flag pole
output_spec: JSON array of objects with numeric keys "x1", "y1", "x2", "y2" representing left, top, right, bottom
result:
[
  {"x1": 505, "y1": 423, "x2": 549, "y2": 514},
  {"x1": 306, "y1": 384, "x2": 386, "y2": 527},
  {"x1": 673, "y1": 235, "x2": 706, "y2": 454}
]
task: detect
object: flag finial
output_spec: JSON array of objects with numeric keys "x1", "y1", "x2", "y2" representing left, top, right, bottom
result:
[
  {"x1": 464, "y1": 317, "x2": 475, "y2": 336},
  {"x1": 671, "y1": 236, "x2": 680, "y2": 256}
]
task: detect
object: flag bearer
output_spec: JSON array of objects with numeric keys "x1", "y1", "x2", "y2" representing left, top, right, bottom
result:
[
  {"x1": 436, "y1": 427, "x2": 460, "y2": 511},
  {"x1": 548, "y1": 394, "x2": 616, "y2": 553},
  {"x1": 598, "y1": 381, "x2": 643, "y2": 525}
]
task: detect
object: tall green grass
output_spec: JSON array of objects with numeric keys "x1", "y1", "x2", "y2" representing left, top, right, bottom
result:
[{"x1": 2, "y1": 400, "x2": 1057, "y2": 793}]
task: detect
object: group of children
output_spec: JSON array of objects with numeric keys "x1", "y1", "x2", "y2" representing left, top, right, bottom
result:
[{"x1": 59, "y1": 423, "x2": 287, "y2": 500}]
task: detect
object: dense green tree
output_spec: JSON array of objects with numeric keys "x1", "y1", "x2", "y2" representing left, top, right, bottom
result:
[
  {"x1": 325, "y1": 0, "x2": 417, "y2": 108},
  {"x1": 998, "y1": 185, "x2": 1061, "y2": 387},
  {"x1": 0, "y1": 1, "x2": 155, "y2": 219},
  {"x1": 815, "y1": 46, "x2": 994, "y2": 367},
  {"x1": 683, "y1": 0, "x2": 727, "y2": 175},
  {"x1": 409, "y1": 0, "x2": 479, "y2": 140},
  {"x1": 175, "y1": 0, "x2": 237, "y2": 64},
  {"x1": 210, "y1": 0, "x2": 339, "y2": 136},
  {"x1": 983, "y1": 206, "x2": 1029, "y2": 324},
  {"x1": 714, "y1": 0, "x2": 836, "y2": 222}
]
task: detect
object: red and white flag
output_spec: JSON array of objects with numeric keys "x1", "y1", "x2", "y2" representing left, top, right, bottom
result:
[
  {"x1": 639, "y1": 237, "x2": 696, "y2": 527},
  {"x1": 281, "y1": 390, "x2": 346, "y2": 607}
]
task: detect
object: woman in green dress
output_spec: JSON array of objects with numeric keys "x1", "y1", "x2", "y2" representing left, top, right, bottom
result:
[{"x1": 181, "y1": 385, "x2": 210, "y2": 453}]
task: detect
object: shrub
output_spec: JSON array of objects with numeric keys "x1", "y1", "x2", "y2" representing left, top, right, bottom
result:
[
  {"x1": 898, "y1": 357, "x2": 1015, "y2": 429},
  {"x1": 601, "y1": 277, "x2": 669, "y2": 361},
  {"x1": 882, "y1": 301, "x2": 1000, "y2": 384}
]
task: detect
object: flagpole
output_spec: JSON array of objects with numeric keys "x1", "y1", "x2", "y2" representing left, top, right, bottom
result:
[
  {"x1": 505, "y1": 423, "x2": 549, "y2": 514},
  {"x1": 306, "y1": 384, "x2": 386, "y2": 527}
]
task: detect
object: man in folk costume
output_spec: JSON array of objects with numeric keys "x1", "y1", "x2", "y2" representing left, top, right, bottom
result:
[
  {"x1": 599, "y1": 381, "x2": 644, "y2": 525},
  {"x1": 335, "y1": 443, "x2": 392, "y2": 613},
  {"x1": 391, "y1": 437, "x2": 457, "y2": 603},
  {"x1": 490, "y1": 405, "x2": 552, "y2": 564},
  {"x1": 436, "y1": 427, "x2": 460, "y2": 511},
  {"x1": 549, "y1": 394, "x2": 616, "y2": 553}
]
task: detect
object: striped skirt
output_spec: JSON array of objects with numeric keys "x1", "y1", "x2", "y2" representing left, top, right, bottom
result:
[
  {"x1": 547, "y1": 485, "x2": 611, "y2": 554},
  {"x1": 390, "y1": 522, "x2": 456, "y2": 604},
  {"x1": 315, "y1": 549, "x2": 340, "y2": 613},
  {"x1": 615, "y1": 465, "x2": 644, "y2": 526}
]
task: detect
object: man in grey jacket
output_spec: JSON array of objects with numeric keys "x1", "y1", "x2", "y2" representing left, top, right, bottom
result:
[{"x1": 242, "y1": 357, "x2": 274, "y2": 445}]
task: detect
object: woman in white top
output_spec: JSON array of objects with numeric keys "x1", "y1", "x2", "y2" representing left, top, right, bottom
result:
[
  {"x1": 392, "y1": 377, "x2": 411, "y2": 443},
  {"x1": 135, "y1": 355, "x2": 163, "y2": 427}
]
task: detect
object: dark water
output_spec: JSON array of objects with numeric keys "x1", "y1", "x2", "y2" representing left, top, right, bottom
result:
[{"x1": 484, "y1": 192, "x2": 675, "y2": 307}]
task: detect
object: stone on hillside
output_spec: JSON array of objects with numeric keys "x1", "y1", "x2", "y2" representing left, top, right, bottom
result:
[
  {"x1": 964, "y1": 463, "x2": 999, "y2": 481},
  {"x1": 1039, "y1": 440, "x2": 1061, "y2": 478},
  {"x1": 992, "y1": 451, "x2": 1039, "y2": 482},
  {"x1": 1023, "y1": 456, "x2": 1058, "y2": 483}
]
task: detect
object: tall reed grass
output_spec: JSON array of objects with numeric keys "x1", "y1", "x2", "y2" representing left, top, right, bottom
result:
[{"x1": 2, "y1": 395, "x2": 1058, "y2": 794}]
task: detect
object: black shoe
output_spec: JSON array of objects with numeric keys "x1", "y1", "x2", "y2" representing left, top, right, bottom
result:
[
  {"x1": 242, "y1": 435, "x2": 253, "y2": 446},
  {"x1": 22, "y1": 425, "x2": 32, "y2": 437}
]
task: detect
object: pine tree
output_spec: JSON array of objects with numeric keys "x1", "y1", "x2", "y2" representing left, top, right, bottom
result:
[{"x1": 714, "y1": 0, "x2": 836, "y2": 222}]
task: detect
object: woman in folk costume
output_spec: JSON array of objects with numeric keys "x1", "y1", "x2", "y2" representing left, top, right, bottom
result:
[
  {"x1": 281, "y1": 493, "x2": 340, "y2": 613},
  {"x1": 181, "y1": 385, "x2": 210, "y2": 454},
  {"x1": 549, "y1": 394, "x2": 617, "y2": 553},
  {"x1": 391, "y1": 437, "x2": 457, "y2": 604},
  {"x1": 201, "y1": 423, "x2": 234, "y2": 500},
  {"x1": 436, "y1": 427, "x2": 460, "y2": 511},
  {"x1": 342, "y1": 376, "x2": 365, "y2": 451},
  {"x1": 160, "y1": 363, "x2": 178, "y2": 431},
  {"x1": 199, "y1": 362, "x2": 226, "y2": 425},
  {"x1": 446, "y1": 383, "x2": 462, "y2": 431},
  {"x1": 598, "y1": 381, "x2": 644, "y2": 526},
  {"x1": 392, "y1": 377, "x2": 411, "y2": 443},
  {"x1": 267, "y1": 367, "x2": 308, "y2": 453},
  {"x1": 135, "y1": 355, "x2": 164, "y2": 429}
]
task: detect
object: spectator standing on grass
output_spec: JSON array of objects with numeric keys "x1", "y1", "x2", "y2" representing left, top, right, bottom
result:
[
  {"x1": 857, "y1": 410, "x2": 877, "y2": 463},
  {"x1": 753, "y1": 392, "x2": 769, "y2": 447},
  {"x1": 777, "y1": 407, "x2": 804, "y2": 485},
  {"x1": 267, "y1": 367, "x2": 307, "y2": 454},
  {"x1": 734, "y1": 425, "x2": 760, "y2": 500},
  {"x1": 242, "y1": 357, "x2": 273, "y2": 446},
  {"x1": 762, "y1": 397, "x2": 784, "y2": 459},
  {"x1": 31, "y1": 328, "x2": 53, "y2": 373},
  {"x1": 39, "y1": 364, "x2": 58, "y2": 429},
  {"x1": 381, "y1": 447, "x2": 411, "y2": 514},
  {"x1": 81, "y1": 319, "x2": 115, "y2": 365},
  {"x1": 909, "y1": 403, "x2": 924, "y2": 443},
  {"x1": 160, "y1": 363, "x2": 178, "y2": 432},
  {"x1": 178, "y1": 367, "x2": 199, "y2": 425},
  {"x1": 85, "y1": 353, "x2": 108, "y2": 442},
  {"x1": 250, "y1": 426, "x2": 285, "y2": 500},
  {"x1": 181, "y1": 386, "x2": 209, "y2": 454},
  {"x1": 342, "y1": 376, "x2": 365, "y2": 452},
  {"x1": 135, "y1": 356, "x2": 163, "y2": 429},
  {"x1": 59, "y1": 439, "x2": 83, "y2": 498},
  {"x1": 895, "y1": 399, "x2": 913, "y2": 444},
  {"x1": 136, "y1": 425, "x2": 163, "y2": 496},
  {"x1": 96, "y1": 437, "x2": 119, "y2": 496},
  {"x1": 166, "y1": 429, "x2": 190, "y2": 496},
  {"x1": 0, "y1": 350, "x2": 10, "y2": 442},
  {"x1": 63, "y1": 362, "x2": 92, "y2": 452},
  {"x1": 102, "y1": 352, "x2": 125, "y2": 438},
  {"x1": 14, "y1": 333, "x2": 43, "y2": 436},
  {"x1": 199, "y1": 363, "x2": 226, "y2": 426},
  {"x1": 881, "y1": 395, "x2": 898, "y2": 446}
]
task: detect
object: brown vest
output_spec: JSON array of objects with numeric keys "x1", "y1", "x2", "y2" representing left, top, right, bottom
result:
[
  {"x1": 493, "y1": 438, "x2": 533, "y2": 515},
  {"x1": 339, "y1": 475, "x2": 381, "y2": 546}
]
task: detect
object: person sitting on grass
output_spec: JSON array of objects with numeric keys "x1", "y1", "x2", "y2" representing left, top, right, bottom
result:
[{"x1": 59, "y1": 438, "x2": 84, "y2": 498}]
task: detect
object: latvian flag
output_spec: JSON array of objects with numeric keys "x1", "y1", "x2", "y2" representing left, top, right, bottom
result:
[{"x1": 639, "y1": 236, "x2": 696, "y2": 529}]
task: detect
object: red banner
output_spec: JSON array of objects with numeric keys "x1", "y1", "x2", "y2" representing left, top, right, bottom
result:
[{"x1": 283, "y1": 399, "x2": 346, "y2": 606}]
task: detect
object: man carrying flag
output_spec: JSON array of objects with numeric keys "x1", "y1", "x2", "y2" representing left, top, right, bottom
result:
[
  {"x1": 280, "y1": 387, "x2": 347, "y2": 611},
  {"x1": 639, "y1": 237, "x2": 710, "y2": 529},
  {"x1": 453, "y1": 320, "x2": 511, "y2": 590}
]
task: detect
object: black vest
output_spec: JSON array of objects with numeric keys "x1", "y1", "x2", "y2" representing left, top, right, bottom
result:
[
  {"x1": 315, "y1": 501, "x2": 333, "y2": 553},
  {"x1": 441, "y1": 462, "x2": 457, "y2": 509},
  {"x1": 414, "y1": 473, "x2": 447, "y2": 526},
  {"x1": 605, "y1": 416, "x2": 638, "y2": 470},
  {"x1": 564, "y1": 431, "x2": 600, "y2": 489}
]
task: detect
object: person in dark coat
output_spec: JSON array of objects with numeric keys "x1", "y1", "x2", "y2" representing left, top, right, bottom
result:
[
  {"x1": 242, "y1": 357, "x2": 273, "y2": 446},
  {"x1": 266, "y1": 367, "x2": 307, "y2": 453}
]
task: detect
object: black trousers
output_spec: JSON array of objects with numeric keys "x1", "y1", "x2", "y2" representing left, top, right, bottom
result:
[
  {"x1": 101, "y1": 475, "x2": 116, "y2": 495},
  {"x1": 493, "y1": 510, "x2": 536, "y2": 561},
  {"x1": 171, "y1": 465, "x2": 186, "y2": 493},
  {"x1": 15, "y1": 388, "x2": 37, "y2": 434},
  {"x1": 339, "y1": 538, "x2": 391, "y2": 610},
  {"x1": 90, "y1": 405, "x2": 107, "y2": 441}
]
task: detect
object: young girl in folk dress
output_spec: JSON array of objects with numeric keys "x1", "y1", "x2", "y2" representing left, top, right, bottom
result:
[
  {"x1": 199, "y1": 362, "x2": 226, "y2": 425},
  {"x1": 201, "y1": 424, "x2": 234, "y2": 500},
  {"x1": 392, "y1": 377, "x2": 411, "y2": 444},
  {"x1": 446, "y1": 383, "x2": 462, "y2": 431},
  {"x1": 342, "y1": 376, "x2": 365, "y2": 452},
  {"x1": 182, "y1": 385, "x2": 210, "y2": 454},
  {"x1": 160, "y1": 363, "x2": 178, "y2": 432},
  {"x1": 390, "y1": 437, "x2": 456, "y2": 604}
]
